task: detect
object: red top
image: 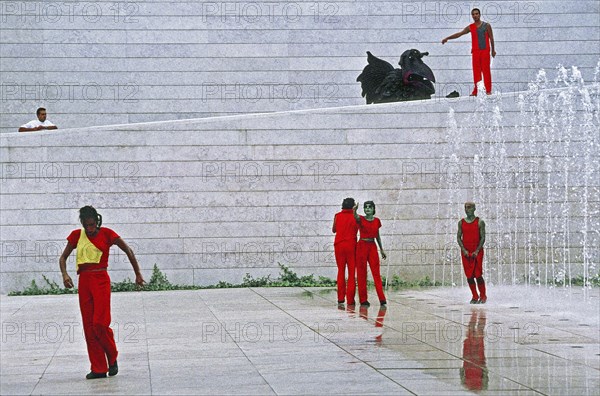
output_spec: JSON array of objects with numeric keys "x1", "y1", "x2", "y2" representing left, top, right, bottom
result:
[
  {"x1": 461, "y1": 218, "x2": 480, "y2": 251},
  {"x1": 470, "y1": 22, "x2": 490, "y2": 52},
  {"x1": 67, "y1": 227, "x2": 120, "y2": 272},
  {"x1": 333, "y1": 209, "x2": 358, "y2": 245},
  {"x1": 358, "y1": 216, "x2": 381, "y2": 239}
]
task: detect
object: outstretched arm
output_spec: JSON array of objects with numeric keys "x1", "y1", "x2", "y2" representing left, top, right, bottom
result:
[
  {"x1": 114, "y1": 238, "x2": 145, "y2": 286},
  {"x1": 442, "y1": 26, "x2": 469, "y2": 44}
]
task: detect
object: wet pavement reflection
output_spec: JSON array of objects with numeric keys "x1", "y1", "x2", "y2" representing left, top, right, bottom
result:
[
  {"x1": 460, "y1": 309, "x2": 488, "y2": 391},
  {"x1": 1, "y1": 286, "x2": 598, "y2": 395}
]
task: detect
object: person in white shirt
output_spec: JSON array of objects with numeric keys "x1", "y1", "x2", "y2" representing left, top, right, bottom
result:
[{"x1": 18, "y1": 107, "x2": 58, "y2": 132}]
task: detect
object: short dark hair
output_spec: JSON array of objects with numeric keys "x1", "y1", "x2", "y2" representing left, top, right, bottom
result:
[
  {"x1": 79, "y1": 205, "x2": 102, "y2": 227},
  {"x1": 471, "y1": 8, "x2": 481, "y2": 14},
  {"x1": 36, "y1": 107, "x2": 46, "y2": 116},
  {"x1": 364, "y1": 200, "x2": 376, "y2": 215},
  {"x1": 341, "y1": 197, "x2": 355, "y2": 209}
]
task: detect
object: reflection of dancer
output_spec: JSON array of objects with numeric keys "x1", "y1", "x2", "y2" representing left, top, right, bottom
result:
[
  {"x1": 59, "y1": 206, "x2": 145, "y2": 379},
  {"x1": 332, "y1": 198, "x2": 359, "y2": 305},
  {"x1": 374, "y1": 306, "x2": 387, "y2": 343},
  {"x1": 358, "y1": 305, "x2": 387, "y2": 343},
  {"x1": 457, "y1": 201, "x2": 487, "y2": 304},
  {"x1": 353, "y1": 201, "x2": 387, "y2": 306},
  {"x1": 442, "y1": 8, "x2": 496, "y2": 96},
  {"x1": 460, "y1": 309, "x2": 488, "y2": 391}
]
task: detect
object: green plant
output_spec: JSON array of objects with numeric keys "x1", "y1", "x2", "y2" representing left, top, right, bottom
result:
[
  {"x1": 12, "y1": 264, "x2": 593, "y2": 296},
  {"x1": 241, "y1": 273, "x2": 272, "y2": 287},
  {"x1": 111, "y1": 278, "x2": 139, "y2": 292},
  {"x1": 558, "y1": 274, "x2": 600, "y2": 287},
  {"x1": 146, "y1": 263, "x2": 173, "y2": 290},
  {"x1": 214, "y1": 280, "x2": 236, "y2": 288},
  {"x1": 8, "y1": 275, "x2": 77, "y2": 296}
]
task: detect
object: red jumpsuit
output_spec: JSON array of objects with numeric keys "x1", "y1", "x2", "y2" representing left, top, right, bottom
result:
[
  {"x1": 460, "y1": 218, "x2": 483, "y2": 278},
  {"x1": 67, "y1": 228, "x2": 120, "y2": 374},
  {"x1": 460, "y1": 218, "x2": 486, "y2": 301},
  {"x1": 356, "y1": 216, "x2": 386, "y2": 304},
  {"x1": 333, "y1": 209, "x2": 358, "y2": 303},
  {"x1": 470, "y1": 22, "x2": 492, "y2": 95}
]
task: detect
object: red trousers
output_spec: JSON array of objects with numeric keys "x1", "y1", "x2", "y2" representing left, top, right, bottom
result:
[
  {"x1": 471, "y1": 50, "x2": 492, "y2": 95},
  {"x1": 78, "y1": 270, "x2": 118, "y2": 373},
  {"x1": 356, "y1": 241, "x2": 386, "y2": 303},
  {"x1": 334, "y1": 241, "x2": 356, "y2": 303},
  {"x1": 461, "y1": 249, "x2": 484, "y2": 278}
]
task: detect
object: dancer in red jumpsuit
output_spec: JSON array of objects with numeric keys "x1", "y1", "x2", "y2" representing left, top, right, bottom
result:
[
  {"x1": 332, "y1": 198, "x2": 359, "y2": 305},
  {"x1": 457, "y1": 202, "x2": 487, "y2": 304},
  {"x1": 442, "y1": 8, "x2": 496, "y2": 95},
  {"x1": 59, "y1": 206, "x2": 145, "y2": 379},
  {"x1": 353, "y1": 201, "x2": 387, "y2": 306}
]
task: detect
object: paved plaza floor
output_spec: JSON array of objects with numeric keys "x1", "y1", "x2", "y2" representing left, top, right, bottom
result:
[{"x1": 1, "y1": 285, "x2": 598, "y2": 395}]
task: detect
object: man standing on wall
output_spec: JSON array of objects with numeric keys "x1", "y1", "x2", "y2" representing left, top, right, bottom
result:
[
  {"x1": 18, "y1": 107, "x2": 58, "y2": 132},
  {"x1": 442, "y1": 8, "x2": 496, "y2": 96}
]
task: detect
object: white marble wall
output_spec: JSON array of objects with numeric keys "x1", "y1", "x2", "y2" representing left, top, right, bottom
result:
[
  {"x1": 1, "y1": 84, "x2": 599, "y2": 293},
  {"x1": 1, "y1": 0, "x2": 599, "y2": 133}
]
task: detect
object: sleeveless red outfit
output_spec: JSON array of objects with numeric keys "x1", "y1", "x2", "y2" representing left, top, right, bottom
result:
[
  {"x1": 469, "y1": 22, "x2": 492, "y2": 95},
  {"x1": 460, "y1": 217, "x2": 484, "y2": 278}
]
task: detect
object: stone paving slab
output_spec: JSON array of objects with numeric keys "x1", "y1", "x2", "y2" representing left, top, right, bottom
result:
[{"x1": 1, "y1": 286, "x2": 598, "y2": 395}]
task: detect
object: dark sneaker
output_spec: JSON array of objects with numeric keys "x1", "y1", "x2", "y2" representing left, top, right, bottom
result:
[
  {"x1": 360, "y1": 301, "x2": 370, "y2": 307},
  {"x1": 469, "y1": 299, "x2": 479, "y2": 304},
  {"x1": 478, "y1": 297, "x2": 487, "y2": 304},
  {"x1": 380, "y1": 300, "x2": 387, "y2": 306},
  {"x1": 108, "y1": 360, "x2": 118, "y2": 377},
  {"x1": 337, "y1": 300, "x2": 345, "y2": 304},
  {"x1": 86, "y1": 371, "x2": 107, "y2": 380}
]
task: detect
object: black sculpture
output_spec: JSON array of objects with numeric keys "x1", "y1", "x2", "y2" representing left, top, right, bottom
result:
[{"x1": 357, "y1": 49, "x2": 436, "y2": 103}]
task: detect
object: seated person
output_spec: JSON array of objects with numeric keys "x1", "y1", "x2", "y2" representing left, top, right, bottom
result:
[{"x1": 18, "y1": 107, "x2": 58, "y2": 132}]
